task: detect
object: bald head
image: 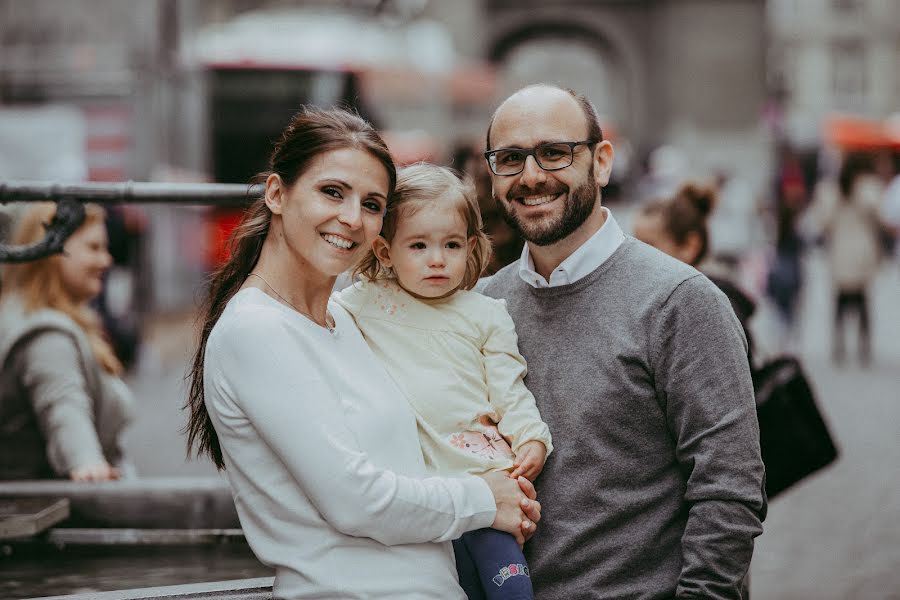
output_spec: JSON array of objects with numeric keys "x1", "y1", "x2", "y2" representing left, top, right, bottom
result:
[{"x1": 486, "y1": 84, "x2": 603, "y2": 151}]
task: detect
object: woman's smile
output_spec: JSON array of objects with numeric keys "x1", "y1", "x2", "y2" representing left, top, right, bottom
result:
[{"x1": 321, "y1": 232, "x2": 356, "y2": 250}]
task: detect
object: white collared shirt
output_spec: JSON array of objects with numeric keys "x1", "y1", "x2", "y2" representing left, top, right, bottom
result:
[{"x1": 518, "y1": 207, "x2": 626, "y2": 288}]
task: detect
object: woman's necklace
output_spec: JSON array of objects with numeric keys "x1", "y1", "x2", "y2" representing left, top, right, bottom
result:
[{"x1": 247, "y1": 272, "x2": 336, "y2": 334}]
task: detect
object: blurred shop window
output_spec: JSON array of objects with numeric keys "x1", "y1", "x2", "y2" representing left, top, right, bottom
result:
[
  {"x1": 831, "y1": 41, "x2": 867, "y2": 112},
  {"x1": 209, "y1": 67, "x2": 358, "y2": 184}
]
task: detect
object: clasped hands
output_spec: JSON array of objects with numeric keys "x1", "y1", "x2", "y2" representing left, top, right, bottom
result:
[{"x1": 480, "y1": 472, "x2": 540, "y2": 546}]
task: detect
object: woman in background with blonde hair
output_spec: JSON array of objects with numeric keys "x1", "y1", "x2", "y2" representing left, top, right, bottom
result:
[{"x1": 0, "y1": 202, "x2": 133, "y2": 481}]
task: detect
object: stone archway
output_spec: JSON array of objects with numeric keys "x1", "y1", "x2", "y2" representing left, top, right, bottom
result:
[{"x1": 485, "y1": 8, "x2": 651, "y2": 148}]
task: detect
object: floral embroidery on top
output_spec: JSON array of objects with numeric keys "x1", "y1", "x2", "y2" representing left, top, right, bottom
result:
[
  {"x1": 372, "y1": 281, "x2": 406, "y2": 316},
  {"x1": 448, "y1": 427, "x2": 514, "y2": 460}
]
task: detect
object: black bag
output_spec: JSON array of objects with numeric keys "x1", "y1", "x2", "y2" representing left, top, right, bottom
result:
[{"x1": 752, "y1": 356, "x2": 838, "y2": 498}]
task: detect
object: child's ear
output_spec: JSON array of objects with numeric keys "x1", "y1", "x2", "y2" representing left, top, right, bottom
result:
[
  {"x1": 264, "y1": 173, "x2": 285, "y2": 215},
  {"x1": 467, "y1": 236, "x2": 477, "y2": 254},
  {"x1": 372, "y1": 236, "x2": 393, "y2": 268}
]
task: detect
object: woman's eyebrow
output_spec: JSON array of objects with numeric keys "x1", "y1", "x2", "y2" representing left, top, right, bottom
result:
[{"x1": 319, "y1": 177, "x2": 351, "y2": 189}]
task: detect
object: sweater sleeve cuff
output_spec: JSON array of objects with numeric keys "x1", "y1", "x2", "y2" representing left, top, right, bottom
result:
[
  {"x1": 423, "y1": 474, "x2": 496, "y2": 542},
  {"x1": 511, "y1": 426, "x2": 554, "y2": 457},
  {"x1": 450, "y1": 475, "x2": 497, "y2": 537},
  {"x1": 48, "y1": 430, "x2": 106, "y2": 476}
]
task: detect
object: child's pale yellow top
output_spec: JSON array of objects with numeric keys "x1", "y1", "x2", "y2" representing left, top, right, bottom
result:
[{"x1": 334, "y1": 279, "x2": 553, "y2": 477}]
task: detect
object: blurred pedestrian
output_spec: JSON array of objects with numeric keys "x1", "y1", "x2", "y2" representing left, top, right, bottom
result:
[
  {"x1": 480, "y1": 84, "x2": 764, "y2": 600},
  {"x1": 767, "y1": 143, "x2": 808, "y2": 352},
  {"x1": 95, "y1": 204, "x2": 147, "y2": 370},
  {"x1": 185, "y1": 107, "x2": 539, "y2": 600},
  {"x1": 808, "y1": 154, "x2": 885, "y2": 365},
  {"x1": 0, "y1": 203, "x2": 134, "y2": 481}
]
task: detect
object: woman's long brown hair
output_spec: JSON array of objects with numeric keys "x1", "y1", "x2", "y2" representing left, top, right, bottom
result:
[{"x1": 184, "y1": 106, "x2": 396, "y2": 469}]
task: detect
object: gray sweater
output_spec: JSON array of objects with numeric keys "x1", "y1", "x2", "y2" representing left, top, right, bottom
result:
[
  {"x1": 483, "y1": 237, "x2": 766, "y2": 600},
  {"x1": 0, "y1": 297, "x2": 133, "y2": 479}
]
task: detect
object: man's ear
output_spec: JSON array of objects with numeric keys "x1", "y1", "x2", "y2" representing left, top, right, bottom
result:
[
  {"x1": 372, "y1": 236, "x2": 393, "y2": 269},
  {"x1": 593, "y1": 140, "x2": 615, "y2": 188},
  {"x1": 264, "y1": 173, "x2": 285, "y2": 215}
]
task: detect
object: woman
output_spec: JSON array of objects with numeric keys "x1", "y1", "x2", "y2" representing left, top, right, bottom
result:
[
  {"x1": 0, "y1": 203, "x2": 133, "y2": 481},
  {"x1": 185, "y1": 107, "x2": 539, "y2": 600},
  {"x1": 633, "y1": 183, "x2": 756, "y2": 364},
  {"x1": 809, "y1": 153, "x2": 884, "y2": 365}
]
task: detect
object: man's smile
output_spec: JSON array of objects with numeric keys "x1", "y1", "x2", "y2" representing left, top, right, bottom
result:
[{"x1": 519, "y1": 193, "x2": 562, "y2": 207}]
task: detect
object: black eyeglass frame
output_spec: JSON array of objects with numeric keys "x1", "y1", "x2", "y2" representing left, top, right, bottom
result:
[{"x1": 483, "y1": 139, "x2": 599, "y2": 176}]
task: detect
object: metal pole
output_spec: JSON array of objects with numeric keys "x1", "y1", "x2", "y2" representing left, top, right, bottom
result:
[
  {"x1": 0, "y1": 180, "x2": 263, "y2": 207},
  {"x1": 0, "y1": 180, "x2": 264, "y2": 262}
]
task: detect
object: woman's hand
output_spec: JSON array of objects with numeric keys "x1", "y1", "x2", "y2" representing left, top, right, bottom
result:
[
  {"x1": 70, "y1": 462, "x2": 119, "y2": 482},
  {"x1": 516, "y1": 476, "x2": 540, "y2": 542},
  {"x1": 509, "y1": 440, "x2": 547, "y2": 481},
  {"x1": 480, "y1": 471, "x2": 541, "y2": 546}
]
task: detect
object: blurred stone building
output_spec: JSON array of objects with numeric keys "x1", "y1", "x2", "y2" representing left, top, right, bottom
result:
[
  {"x1": 482, "y1": 0, "x2": 770, "y2": 191},
  {"x1": 0, "y1": 0, "x2": 771, "y2": 186},
  {"x1": 0, "y1": 0, "x2": 771, "y2": 307},
  {"x1": 767, "y1": 0, "x2": 900, "y2": 149}
]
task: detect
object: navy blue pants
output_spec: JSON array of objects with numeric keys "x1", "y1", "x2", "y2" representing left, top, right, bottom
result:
[{"x1": 452, "y1": 528, "x2": 533, "y2": 600}]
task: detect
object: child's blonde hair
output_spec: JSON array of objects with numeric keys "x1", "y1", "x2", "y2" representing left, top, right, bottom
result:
[{"x1": 355, "y1": 163, "x2": 492, "y2": 291}]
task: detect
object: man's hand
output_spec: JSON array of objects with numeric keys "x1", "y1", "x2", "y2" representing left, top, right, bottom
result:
[{"x1": 510, "y1": 440, "x2": 547, "y2": 481}]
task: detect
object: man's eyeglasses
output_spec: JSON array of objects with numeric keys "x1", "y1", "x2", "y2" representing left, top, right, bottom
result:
[{"x1": 484, "y1": 140, "x2": 598, "y2": 176}]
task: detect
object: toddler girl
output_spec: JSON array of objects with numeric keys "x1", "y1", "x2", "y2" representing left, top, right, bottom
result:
[{"x1": 336, "y1": 163, "x2": 552, "y2": 600}]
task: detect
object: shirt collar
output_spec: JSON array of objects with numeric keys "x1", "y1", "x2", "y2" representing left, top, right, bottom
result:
[{"x1": 517, "y1": 207, "x2": 625, "y2": 288}]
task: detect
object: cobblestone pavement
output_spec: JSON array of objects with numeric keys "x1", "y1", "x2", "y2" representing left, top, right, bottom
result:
[{"x1": 123, "y1": 251, "x2": 900, "y2": 599}]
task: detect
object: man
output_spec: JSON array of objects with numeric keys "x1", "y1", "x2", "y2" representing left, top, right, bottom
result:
[{"x1": 480, "y1": 84, "x2": 766, "y2": 599}]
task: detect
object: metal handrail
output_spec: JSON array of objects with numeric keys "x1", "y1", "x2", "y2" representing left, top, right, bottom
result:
[{"x1": 0, "y1": 180, "x2": 264, "y2": 262}]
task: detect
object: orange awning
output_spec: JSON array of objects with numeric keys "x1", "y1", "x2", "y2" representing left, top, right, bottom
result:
[{"x1": 825, "y1": 114, "x2": 900, "y2": 151}]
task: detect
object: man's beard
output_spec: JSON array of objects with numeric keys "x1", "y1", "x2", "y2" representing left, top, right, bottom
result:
[{"x1": 494, "y1": 164, "x2": 598, "y2": 247}]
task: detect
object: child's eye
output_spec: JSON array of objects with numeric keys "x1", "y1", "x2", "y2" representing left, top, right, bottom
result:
[
  {"x1": 446, "y1": 241, "x2": 462, "y2": 249},
  {"x1": 410, "y1": 242, "x2": 426, "y2": 250}
]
